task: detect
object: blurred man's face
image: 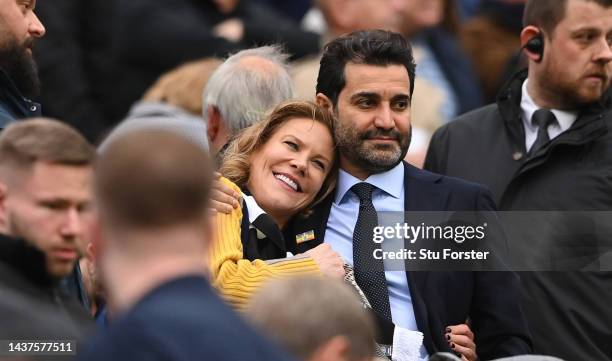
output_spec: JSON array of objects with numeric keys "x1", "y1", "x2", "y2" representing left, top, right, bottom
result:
[
  {"x1": 0, "y1": 0, "x2": 45, "y2": 96},
  {"x1": 395, "y1": 0, "x2": 444, "y2": 37},
  {"x1": 536, "y1": 0, "x2": 612, "y2": 108},
  {"x1": 1, "y1": 162, "x2": 94, "y2": 279},
  {"x1": 329, "y1": 0, "x2": 403, "y2": 33}
]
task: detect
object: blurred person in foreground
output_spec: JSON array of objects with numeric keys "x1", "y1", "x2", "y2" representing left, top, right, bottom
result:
[
  {"x1": 80, "y1": 130, "x2": 294, "y2": 361},
  {"x1": 203, "y1": 45, "x2": 295, "y2": 159},
  {"x1": 425, "y1": 0, "x2": 612, "y2": 359},
  {"x1": 0, "y1": 0, "x2": 45, "y2": 125},
  {"x1": 210, "y1": 101, "x2": 344, "y2": 308},
  {"x1": 0, "y1": 118, "x2": 94, "y2": 338},
  {"x1": 246, "y1": 276, "x2": 376, "y2": 361}
]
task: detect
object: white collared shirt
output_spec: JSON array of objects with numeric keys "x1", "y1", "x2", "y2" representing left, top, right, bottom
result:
[{"x1": 521, "y1": 79, "x2": 579, "y2": 152}]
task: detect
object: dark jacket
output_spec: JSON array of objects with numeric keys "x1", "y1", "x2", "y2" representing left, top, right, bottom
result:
[
  {"x1": 424, "y1": 70, "x2": 612, "y2": 360},
  {"x1": 286, "y1": 162, "x2": 532, "y2": 360},
  {"x1": 78, "y1": 276, "x2": 294, "y2": 361},
  {"x1": 0, "y1": 68, "x2": 41, "y2": 127},
  {"x1": 0, "y1": 234, "x2": 92, "y2": 338}
]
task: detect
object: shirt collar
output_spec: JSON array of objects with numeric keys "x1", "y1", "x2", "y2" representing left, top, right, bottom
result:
[
  {"x1": 242, "y1": 192, "x2": 266, "y2": 225},
  {"x1": 334, "y1": 162, "x2": 404, "y2": 204},
  {"x1": 521, "y1": 79, "x2": 578, "y2": 133}
]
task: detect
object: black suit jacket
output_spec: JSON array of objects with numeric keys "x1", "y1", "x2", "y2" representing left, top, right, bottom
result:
[{"x1": 286, "y1": 163, "x2": 532, "y2": 360}]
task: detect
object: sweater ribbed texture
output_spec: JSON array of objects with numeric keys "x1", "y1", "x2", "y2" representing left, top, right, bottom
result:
[{"x1": 209, "y1": 178, "x2": 320, "y2": 308}]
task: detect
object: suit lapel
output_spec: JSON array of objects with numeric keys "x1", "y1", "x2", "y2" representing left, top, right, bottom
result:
[{"x1": 403, "y1": 162, "x2": 449, "y2": 354}]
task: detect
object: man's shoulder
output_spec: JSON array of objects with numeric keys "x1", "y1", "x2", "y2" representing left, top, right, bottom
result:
[
  {"x1": 438, "y1": 103, "x2": 502, "y2": 135},
  {"x1": 405, "y1": 162, "x2": 490, "y2": 194},
  {"x1": 80, "y1": 278, "x2": 292, "y2": 361},
  {"x1": 404, "y1": 163, "x2": 496, "y2": 211}
]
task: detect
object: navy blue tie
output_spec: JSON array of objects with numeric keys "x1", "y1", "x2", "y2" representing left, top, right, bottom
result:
[{"x1": 352, "y1": 182, "x2": 392, "y2": 321}]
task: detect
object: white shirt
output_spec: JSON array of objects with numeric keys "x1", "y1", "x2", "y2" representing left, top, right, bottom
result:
[{"x1": 521, "y1": 79, "x2": 579, "y2": 152}]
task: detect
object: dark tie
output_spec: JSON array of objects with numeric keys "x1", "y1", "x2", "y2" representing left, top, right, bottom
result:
[
  {"x1": 352, "y1": 182, "x2": 392, "y2": 321},
  {"x1": 529, "y1": 109, "x2": 557, "y2": 156}
]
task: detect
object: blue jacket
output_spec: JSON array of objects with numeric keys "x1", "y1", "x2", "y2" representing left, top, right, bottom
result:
[
  {"x1": 79, "y1": 275, "x2": 295, "y2": 361},
  {"x1": 0, "y1": 68, "x2": 41, "y2": 128}
]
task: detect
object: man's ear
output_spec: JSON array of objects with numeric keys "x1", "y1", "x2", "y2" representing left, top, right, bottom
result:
[
  {"x1": 206, "y1": 105, "x2": 221, "y2": 142},
  {"x1": 520, "y1": 26, "x2": 544, "y2": 62},
  {"x1": 316, "y1": 93, "x2": 334, "y2": 113},
  {"x1": 308, "y1": 335, "x2": 351, "y2": 361}
]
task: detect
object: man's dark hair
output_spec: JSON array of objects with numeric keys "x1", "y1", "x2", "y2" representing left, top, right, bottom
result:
[
  {"x1": 316, "y1": 30, "x2": 416, "y2": 106},
  {"x1": 523, "y1": 0, "x2": 612, "y2": 36}
]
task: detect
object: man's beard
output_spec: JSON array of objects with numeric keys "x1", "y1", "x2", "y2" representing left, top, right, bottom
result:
[
  {"x1": 7, "y1": 211, "x2": 80, "y2": 279},
  {"x1": 539, "y1": 59, "x2": 610, "y2": 109},
  {"x1": 0, "y1": 37, "x2": 40, "y2": 98},
  {"x1": 334, "y1": 116, "x2": 411, "y2": 175}
]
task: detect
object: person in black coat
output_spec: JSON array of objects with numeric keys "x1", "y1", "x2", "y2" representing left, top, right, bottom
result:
[
  {"x1": 0, "y1": 0, "x2": 45, "y2": 126},
  {"x1": 424, "y1": 0, "x2": 612, "y2": 359},
  {"x1": 0, "y1": 119, "x2": 96, "y2": 342}
]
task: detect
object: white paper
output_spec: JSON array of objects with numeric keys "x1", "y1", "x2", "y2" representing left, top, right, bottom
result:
[{"x1": 392, "y1": 326, "x2": 424, "y2": 361}]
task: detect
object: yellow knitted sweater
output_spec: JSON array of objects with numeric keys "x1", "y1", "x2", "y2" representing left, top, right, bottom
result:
[{"x1": 208, "y1": 178, "x2": 320, "y2": 308}]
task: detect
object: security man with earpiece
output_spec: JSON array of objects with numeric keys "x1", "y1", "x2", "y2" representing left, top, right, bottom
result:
[{"x1": 424, "y1": 0, "x2": 612, "y2": 360}]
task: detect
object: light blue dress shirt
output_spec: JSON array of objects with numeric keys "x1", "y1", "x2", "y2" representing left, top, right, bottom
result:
[{"x1": 325, "y1": 163, "x2": 428, "y2": 360}]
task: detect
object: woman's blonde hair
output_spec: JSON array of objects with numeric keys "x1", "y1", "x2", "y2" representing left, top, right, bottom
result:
[{"x1": 221, "y1": 100, "x2": 338, "y2": 212}]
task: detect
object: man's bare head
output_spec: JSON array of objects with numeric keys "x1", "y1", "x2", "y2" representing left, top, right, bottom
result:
[
  {"x1": 95, "y1": 130, "x2": 213, "y2": 233},
  {"x1": 0, "y1": 118, "x2": 95, "y2": 279}
]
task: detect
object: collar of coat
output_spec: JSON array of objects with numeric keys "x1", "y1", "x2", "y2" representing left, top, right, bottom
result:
[
  {"x1": 0, "y1": 233, "x2": 56, "y2": 289},
  {"x1": 496, "y1": 68, "x2": 611, "y2": 154}
]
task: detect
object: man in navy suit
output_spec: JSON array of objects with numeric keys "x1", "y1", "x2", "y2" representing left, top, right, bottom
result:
[
  {"x1": 287, "y1": 30, "x2": 532, "y2": 360},
  {"x1": 79, "y1": 130, "x2": 293, "y2": 361}
]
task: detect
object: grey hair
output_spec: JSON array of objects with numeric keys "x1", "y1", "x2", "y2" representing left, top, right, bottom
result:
[{"x1": 202, "y1": 45, "x2": 295, "y2": 134}]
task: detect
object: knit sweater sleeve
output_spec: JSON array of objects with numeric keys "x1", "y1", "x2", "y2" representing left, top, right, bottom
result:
[{"x1": 208, "y1": 177, "x2": 321, "y2": 308}]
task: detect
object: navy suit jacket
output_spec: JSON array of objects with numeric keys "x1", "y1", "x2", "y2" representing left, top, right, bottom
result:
[
  {"x1": 79, "y1": 276, "x2": 294, "y2": 361},
  {"x1": 286, "y1": 163, "x2": 532, "y2": 360}
]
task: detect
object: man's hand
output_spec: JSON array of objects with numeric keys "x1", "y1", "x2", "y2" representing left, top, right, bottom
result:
[
  {"x1": 446, "y1": 324, "x2": 477, "y2": 361},
  {"x1": 210, "y1": 172, "x2": 241, "y2": 214},
  {"x1": 305, "y1": 244, "x2": 345, "y2": 279}
]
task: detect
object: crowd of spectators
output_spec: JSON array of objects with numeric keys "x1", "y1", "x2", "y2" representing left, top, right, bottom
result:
[{"x1": 1, "y1": 0, "x2": 611, "y2": 361}]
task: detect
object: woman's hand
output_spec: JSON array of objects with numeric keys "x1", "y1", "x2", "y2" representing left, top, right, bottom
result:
[
  {"x1": 445, "y1": 324, "x2": 477, "y2": 361},
  {"x1": 304, "y1": 244, "x2": 345, "y2": 279},
  {"x1": 210, "y1": 172, "x2": 241, "y2": 214}
]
